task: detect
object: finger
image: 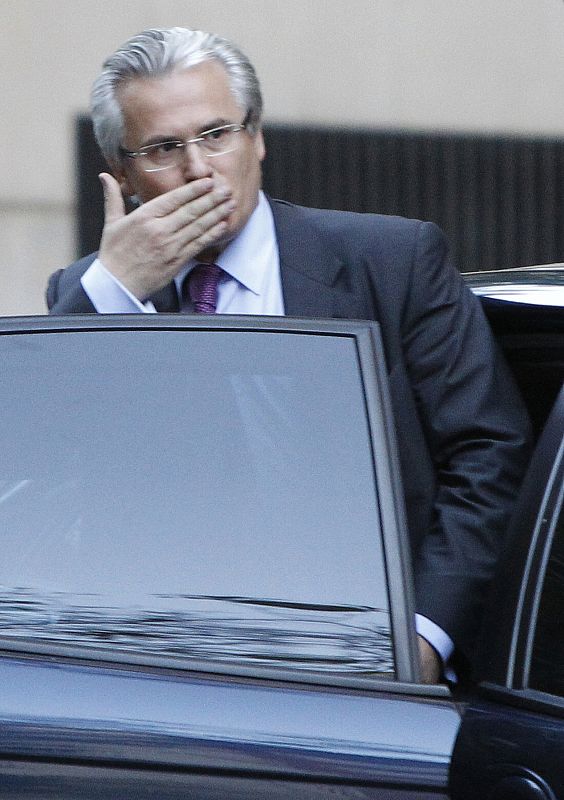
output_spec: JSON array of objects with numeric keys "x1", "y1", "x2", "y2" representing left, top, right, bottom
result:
[
  {"x1": 175, "y1": 199, "x2": 234, "y2": 253},
  {"x1": 150, "y1": 177, "x2": 216, "y2": 218},
  {"x1": 166, "y1": 186, "x2": 233, "y2": 234},
  {"x1": 179, "y1": 218, "x2": 230, "y2": 263},
  {"x1": 99, "y1": 173, "x2": 126, "y2": 226}
]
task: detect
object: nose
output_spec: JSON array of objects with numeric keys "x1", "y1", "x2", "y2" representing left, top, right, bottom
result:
[{"x1": 181, "y1": 142, "x2": 214, "y2": 181}]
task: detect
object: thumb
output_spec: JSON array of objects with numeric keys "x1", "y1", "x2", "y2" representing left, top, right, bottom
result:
[{"x1": 99, "y1": 172, "x2": 126, "y2": 225}]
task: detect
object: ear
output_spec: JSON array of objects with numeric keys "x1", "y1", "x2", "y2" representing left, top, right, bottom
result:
[
  {"x1": 254, "y1": 129, "x2": 266, "y2": 162},
  {"x1": 109, "y1": 160, "x2": 135, "y2": 198}
]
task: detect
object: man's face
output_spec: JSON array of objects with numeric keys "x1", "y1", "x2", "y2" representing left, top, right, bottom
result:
[{"x1": 114, "y1": 60, "x2": 265, "y2": 256}]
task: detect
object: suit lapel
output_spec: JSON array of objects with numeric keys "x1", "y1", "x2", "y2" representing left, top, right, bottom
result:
[{"x1": 269, "y1": 199, "x2": 370, "y2": 319}]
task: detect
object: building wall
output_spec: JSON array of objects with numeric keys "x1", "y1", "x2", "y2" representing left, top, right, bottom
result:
[{"x1": 2, "y1": 0, "x2": 564, "y2": 314}]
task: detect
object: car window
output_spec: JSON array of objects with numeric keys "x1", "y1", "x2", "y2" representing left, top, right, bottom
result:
[
  {"x1": 0, "y1": 326, "x2": 400, "y2": 678},
  {"x1": 528, "y1": 457, "x2": 564, "y2": 696}
]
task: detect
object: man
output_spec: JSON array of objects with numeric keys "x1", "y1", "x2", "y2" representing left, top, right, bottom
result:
[{"x1": 47, "y1": 27, "x2": 531, "y2": 683}]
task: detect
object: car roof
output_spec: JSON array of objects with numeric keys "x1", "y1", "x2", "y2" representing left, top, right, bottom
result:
[{"x1": 464, "y1": 264, "x2": 564, "y2": 306}]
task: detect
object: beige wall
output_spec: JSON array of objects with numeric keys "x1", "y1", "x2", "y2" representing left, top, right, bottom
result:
[{"x1": 2, "y1": 0, "x2": 564, "y2": 314}]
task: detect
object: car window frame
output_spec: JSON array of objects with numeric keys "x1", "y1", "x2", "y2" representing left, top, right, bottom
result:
[
  {"x1": 0, "y1": 314, "x2": 425, "y2": 691},
  {"x1": 474, "y1": 382, "x2": 564, "y2": 700}
]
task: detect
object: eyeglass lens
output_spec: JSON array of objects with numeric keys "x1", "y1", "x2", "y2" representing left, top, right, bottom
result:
[{"x1": 141, "y1": 126, "x2": 242, "y2": 171}]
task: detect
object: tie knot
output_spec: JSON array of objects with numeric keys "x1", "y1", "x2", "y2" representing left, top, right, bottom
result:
[{"x1": 187, "y1": 263, "x2": 223, "y2": 314}]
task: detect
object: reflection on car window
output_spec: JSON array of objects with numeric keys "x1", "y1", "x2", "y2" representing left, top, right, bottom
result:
[
  {"x1": 529, "y1": 487, "x2": 564, "y2": 695},
  {"x1": 0, "y1": 330, "x2": 393, "y2": 676}
]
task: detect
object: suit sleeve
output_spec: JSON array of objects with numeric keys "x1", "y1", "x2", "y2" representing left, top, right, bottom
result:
[
  {"x1": 400, "y1": 223, "x2": 532, "y2": 659},
  {"x1": 45, "y1": 269, "x2": 63, "y2": 310},
  {"x1": 45, "y1": 261, "x2": 98, "y2": 314}
]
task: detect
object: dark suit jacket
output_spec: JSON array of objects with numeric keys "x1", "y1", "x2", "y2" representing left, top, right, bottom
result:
[{"x1": 46, "y1": 197, "x2": 532, "y2": 661}]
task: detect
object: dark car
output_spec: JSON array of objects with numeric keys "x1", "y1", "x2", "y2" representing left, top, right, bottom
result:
[
  {"x1": 465, "y1": 264, "x2": 564, "y2": 438},
  {"x1": 0, "y1": 272, "x2": 562, "y2": 799}
]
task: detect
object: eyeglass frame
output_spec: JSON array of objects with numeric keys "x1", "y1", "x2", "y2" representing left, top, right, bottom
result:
[{"x1": 119, "y1": 110, "x2": 252, "y2": 173}]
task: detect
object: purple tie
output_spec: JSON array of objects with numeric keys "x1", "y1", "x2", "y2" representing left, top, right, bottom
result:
[{"x1": 187, "y1": 263, "x2": 223, "y2": 314}]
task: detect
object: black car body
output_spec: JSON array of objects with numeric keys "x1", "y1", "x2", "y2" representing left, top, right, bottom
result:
[{"x1": 0, "y1": 267, "x2": 563, "y2": 799}]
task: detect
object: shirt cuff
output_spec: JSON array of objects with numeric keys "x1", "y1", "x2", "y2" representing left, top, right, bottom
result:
[
  {"x1": 415, "y1": 614, "x2": 454, "y2": 664},
  {"x1": 81, "y1": 259, "x2": 157, "y2": 313}
]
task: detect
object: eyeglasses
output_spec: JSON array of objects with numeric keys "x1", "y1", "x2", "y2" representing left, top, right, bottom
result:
[{"x1": 120, "y1": 114, "x2": 250, "y2": 173}]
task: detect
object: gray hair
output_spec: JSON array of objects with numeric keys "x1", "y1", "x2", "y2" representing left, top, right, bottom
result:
[{"x1": 91, "y1": 27, "x2": 263, "y2": 166}]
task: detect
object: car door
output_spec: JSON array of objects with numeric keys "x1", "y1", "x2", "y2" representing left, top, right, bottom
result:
[
  {"x1": 449, "y1": 381, "x2": 564, "y2": 799},
  {"x1": 0, "y1": 315, "x2": 460, "y2": 799}
]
